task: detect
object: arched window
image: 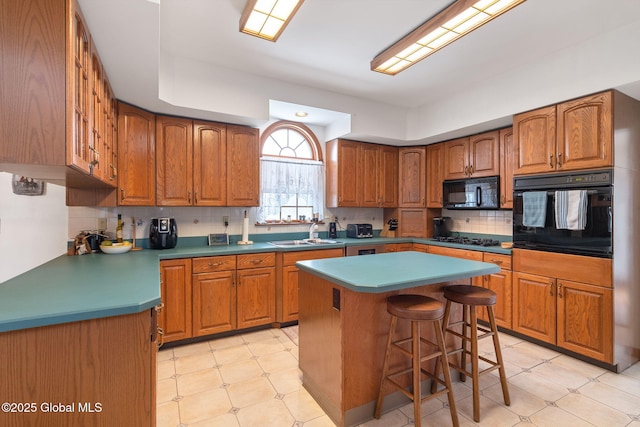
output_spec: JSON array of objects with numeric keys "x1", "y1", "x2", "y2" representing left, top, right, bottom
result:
[{"x1": 258, "y1": 121, "x2": 324, "y2": 223}]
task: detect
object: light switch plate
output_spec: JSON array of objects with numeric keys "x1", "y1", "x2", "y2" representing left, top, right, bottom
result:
[{"x1": 98, "y1": 218, "x2": 107, "y2": 231}]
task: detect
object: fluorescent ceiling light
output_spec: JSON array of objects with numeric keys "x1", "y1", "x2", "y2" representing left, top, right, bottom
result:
[
  {"x1": 371, "y1": 0, "x2": 526, "y2": 75},
  {"x1": 240, "y1": 0, "x2": 304, "y2": 42}
]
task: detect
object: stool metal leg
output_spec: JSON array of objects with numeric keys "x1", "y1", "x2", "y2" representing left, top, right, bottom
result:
[{"x1": 374, "y1": 315, "x2": 398, "y2": 419}]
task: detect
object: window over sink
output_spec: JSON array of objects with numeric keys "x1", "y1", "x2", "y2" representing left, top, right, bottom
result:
[{"x1": 257, "y1": 121, "x2": 324, "y2": 224}]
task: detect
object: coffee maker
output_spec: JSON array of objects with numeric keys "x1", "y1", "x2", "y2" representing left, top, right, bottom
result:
[
  {"x1": 433, "y1": 217, "x2": 452, "y2": 238},
  {"x1": 149, "y1": 218, "x2": 178, "y2": 249}
]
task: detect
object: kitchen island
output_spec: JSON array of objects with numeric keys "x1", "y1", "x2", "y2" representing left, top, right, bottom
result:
[{"x1": 296, "y1": 251, "x2": 500, "y2": 427}]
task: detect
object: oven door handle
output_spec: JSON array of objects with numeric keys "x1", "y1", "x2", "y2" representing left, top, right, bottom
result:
[{"x1": 476, "y1": 186, "x2": 482, "y2": 207}]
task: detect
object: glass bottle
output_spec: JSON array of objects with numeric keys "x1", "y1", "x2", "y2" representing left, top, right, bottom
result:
[{"x1": 116, "y1": 214, "x2": 123, "y2": 243}]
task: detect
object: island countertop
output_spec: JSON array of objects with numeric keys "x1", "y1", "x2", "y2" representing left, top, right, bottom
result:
[{"x1": 296, "y1": 251, "x2": 500, "y2": 293}]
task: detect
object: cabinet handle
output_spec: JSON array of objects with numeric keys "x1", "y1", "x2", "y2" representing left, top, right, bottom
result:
[
  {"x1": 187, "y1": 192, "x2": 191, "y2": 204},
  {"x1": 109, "y1": 164, "x2": 117, "y2": 180},
  {"x1": 120, "y1": 188, "x2": 125, "y2": 202},
  {"x1": 501, "y1": 194, "x2": 505, "y2": 205},
  {"x1": 549, "y1": 155, "x2": 555, "y2": 168},
  {"x1": 557, "y1": 153, "x2": 563, "y2": 166},
  {"x1": 469, "y1": 165, "x2": 474, "y2": 175},
  {"x1": 464, "y1": 165, "x2": 469, "y2": 176},
  {"x1": 549, "y1": 282, "x2": 554, "y2": 296},
  {"x1": 489, "y1": 259, "x2": 503, "y2": 264},
  {"x1": 251, "y1": 259, "x2": 263, "y2": 264},
  {"x1": 558, "y1": 283, "x2": 563, "y2": 298},
  {"x1": 208, "y1": 261, "x2": 223, "y2": 267},
  {"x1": 156, "y1": 327, "x2": 164, "y2": 349},
  {"x1": 194, "y1": 191, "x2": 198, "y2": 204}
]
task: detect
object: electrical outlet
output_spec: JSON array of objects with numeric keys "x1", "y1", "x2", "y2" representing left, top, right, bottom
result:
[
  {"x1": 98, "y1": 218, "x2": 107, "y2": 231},
  {"x1": 223, "y1": 216, "x2": 229, "y2": 227}
]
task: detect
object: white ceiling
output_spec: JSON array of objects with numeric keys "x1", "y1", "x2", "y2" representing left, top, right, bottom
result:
[{"x1": 78, "y1": 0, "x2": 640, "y2": 145}]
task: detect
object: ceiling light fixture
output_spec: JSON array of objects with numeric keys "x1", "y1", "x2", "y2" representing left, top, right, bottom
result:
[
  {"x1": 240, "y1": 0, "x2": 304, "y2": 42},
  {"x1": 294, "y1": 111, "x2": 308, "y2": 117},
  {"x1": 371, "y1": 0, "x2": 526, "y2": 75}
]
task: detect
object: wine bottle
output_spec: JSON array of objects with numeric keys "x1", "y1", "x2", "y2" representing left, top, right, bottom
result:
[{"x1": 116, "y1": 214, "x2": 123, "y2": 243}]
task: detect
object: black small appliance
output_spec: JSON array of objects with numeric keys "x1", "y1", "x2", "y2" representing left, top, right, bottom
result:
[
  {"x1": 328, "y1": 222, "x2": 338, "y2": 238},
  {"x1": 433, "y1": 217, "x2": 452, "y2": 238},
  {"x1": 346, "y1": 223, "x2": 373, "y2": 238},
  {"x1": 149, "y1": 218, "x2": 178, "y2": 249},
  {"x1": 442, "y1": 176, "x2": 500, "y2": 209}
]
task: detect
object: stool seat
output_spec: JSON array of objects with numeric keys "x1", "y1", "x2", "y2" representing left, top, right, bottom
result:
[
  {"x1": 387, "y1": 294, "x2": 444, "y2": 321},
  {"x1": 443, "y1": 285, "x2": 496, "y2": 306}
]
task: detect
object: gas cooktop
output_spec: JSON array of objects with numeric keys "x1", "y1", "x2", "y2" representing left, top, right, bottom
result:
[{"x1": 431, "y1": 236, "x2": 501, "y2": 247}]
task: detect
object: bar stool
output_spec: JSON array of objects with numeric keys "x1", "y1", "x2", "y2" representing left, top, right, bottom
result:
[
  {"x1": 434, "y1": 285, "x2": 510, "y2": 422},
  {"x1": 374, "y1": 294, "x2": 459, "y2": 427}
]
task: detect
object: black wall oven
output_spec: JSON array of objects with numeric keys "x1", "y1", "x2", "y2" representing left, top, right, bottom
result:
[{"x1": 513, "y1": 170, "x2": 613, "y2": 258}]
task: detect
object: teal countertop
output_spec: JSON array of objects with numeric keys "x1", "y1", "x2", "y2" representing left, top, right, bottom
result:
[
  {"x1": 0, "y1": 234, "x2": 509, "y2": 333},
  {"x1": 296, "y1": 251, "x2": 501, "y2": 293}
]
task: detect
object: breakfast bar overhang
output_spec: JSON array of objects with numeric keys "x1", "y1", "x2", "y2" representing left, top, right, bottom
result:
[{"x1": 296, "y1": 251, "x2": 500, "y2": 427}]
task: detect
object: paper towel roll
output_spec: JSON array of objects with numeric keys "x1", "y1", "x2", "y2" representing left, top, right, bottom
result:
[{"x1": 241, "y1": 216, "x2": 249, "y2": 242}]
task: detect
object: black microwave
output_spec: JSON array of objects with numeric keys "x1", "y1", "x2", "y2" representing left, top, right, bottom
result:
[{"x1": 442, "y1": 176, "x2": 500, "y2": 210}]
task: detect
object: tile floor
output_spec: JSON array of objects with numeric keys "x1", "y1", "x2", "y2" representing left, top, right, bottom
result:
[{"x1": 157, "y1": 327, "x2": 640, "y2": 427}]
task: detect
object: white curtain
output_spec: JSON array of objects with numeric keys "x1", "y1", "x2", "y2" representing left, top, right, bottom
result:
[{"x1": 257, "y1": 156, "x2": 324, "y2": 223}]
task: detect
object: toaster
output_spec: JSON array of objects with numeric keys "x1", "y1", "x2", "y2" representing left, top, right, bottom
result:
[{"x1": 346, "y1": 223, "x2": 373, "y2": 238}]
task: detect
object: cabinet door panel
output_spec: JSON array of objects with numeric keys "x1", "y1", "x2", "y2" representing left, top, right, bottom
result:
[
  {"x1": 557, "y1": 280, "x2": 613, "y2": 362},
  {"x1": 397, "y1": 209, "x2": 427, "y2": 237},
  {"x1": 426, "y1": 143, "x2": 444, "y2": 207},
  {"x1": 484, "y1": 270, "x2": 512, "y2": 329},
  {"x1": 337, "y1": 141, "x2": 362, "y2": 206},
  {"x1": 237, "y1": 267, "x2": 276, "y2": 329},
  {"x1": 156, "y1": 116, "x2": 193, "y2": 205},
  {"x1": 398, "y1": 147, "x2": 426, "y2": 207},
  {"x1": 192, "y1": 271, "x2": 235, "y2": 336},
  {"x1": 117, "y1": 102, "x2": 155, "y2": 205},
  {"x1": 379, "y1": 145, "x2": 398, "y2": 207},
  {"x1": 513, "y1": 105, "x2": 556, "y2": 175},
  {"x1": 443, "y1": 137, "x2": 469, "y2": 180},
  {"x1": 227, "y1": 125, "x2": 259, "y2": 206},
  {"x1": 160, "y1": 259, "x2": 192, "y2": 342},
  {"x1": 193, "y1": 121, "x2": 226, "y2": 206},
  {"x1": 513, "y1": 272, "x2": 556, "y2": 344},
  {"x1": 499, "y1": 128, "x2": 514, "y2": 208},
  {"x1": 556, "y1": 91, "x2": 612, "y2": 171},
  {"x1": 361, "y1": 144, "x2": 379, "y2": 207},
  {"x1": 469, "y1": 131, "x2": 500, "y2": 177},
  {"x1": 282, "y1": 265, "x2": 300, "y2": 322}
]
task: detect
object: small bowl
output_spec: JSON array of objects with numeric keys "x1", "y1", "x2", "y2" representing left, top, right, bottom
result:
[{"x1": 100, "y1": 242, "x2": 132, "y2": 254}]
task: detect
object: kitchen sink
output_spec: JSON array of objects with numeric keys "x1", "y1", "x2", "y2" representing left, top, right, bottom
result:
[{"x1": 267, "y1": 239, "x2": 342, "y2": 247}]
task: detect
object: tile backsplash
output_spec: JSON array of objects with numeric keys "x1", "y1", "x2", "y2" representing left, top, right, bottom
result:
[
  {"x1": 68, "y1": 206, "x2": 513, "y2": 240},
  {"x1": 67, "y1": 206, "x2": 387, "y2": 241},
  {"x1": 443, "y1": 209, "x2": 512, "y2": 236}
]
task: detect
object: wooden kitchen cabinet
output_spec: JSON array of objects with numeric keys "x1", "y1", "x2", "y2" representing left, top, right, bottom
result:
[
  {"x1": 237, "y1": 252, "x2": 276, "y2": 328},
  {"x1": 427, "y1": 246, "x2": 484, "y2": 287},
  {"x1": 0, "y1": 309, "x2": 157, "y2": 426},
  {"x1": 426, "y1": 143, "x2": 445, "y2": 208},
  {"x1": 556, "y1": 91, "x2": 612, "y2": 171},
  {"x1": 156, "y1": 116, "x2": 194, "y2": 205},
  {"x1": 444, "y1": 132, "x2": 500, "y2": 180},
  {"x1": 397, "y1": 209, "x2": 428, "y2": 237},
  {"x1": 227, "y1": 124, "x2": 260, "y2": 206},
  {"x1": 159, "y1": 259, "x2": 192, "y2": 342},
  {"x1": 194, "y1": 121, "x2": 227, "y2": 206},
  {"x1": 512, "y1": 249, "x2": 613, "y2": 363},
  {"x1": 499, "y1": 127, "x2": 514, "y2": 209},
  {"x1": 513, "y1": 91, "x2": 612, "y2": 175},
  {"x1": 327, "y1": 139, "x2": 397, "y2": 208},
  {"x1": 1, "y1": 0, "x2": 118, "y2": 190},
  {"x1": 398, "y1": 146, "x2": 426, "y2": 207},
  {"x1": 327, "y1": 139, "x2": 361, "y2": 207},
  {"x1": 117, "y1": 102, "x2": 156, "y2": 205},
  {"x1": 362, "y1": 144, "x2": 398, "y2": 207},
  {"x1": 277, "y1": 248, "x2": 344, "y2": 322},
  {"x1": 480, "y1": 253, "x2": 512, "y2": 328},
  {"x1": 384, "y1": 243, "x2": 413, "y2": 252}
]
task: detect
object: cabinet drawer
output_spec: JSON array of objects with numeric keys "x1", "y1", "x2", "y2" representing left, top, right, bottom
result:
[
  {"x1": 428, "y1": 246, "x2": 483, "y2": 261},
  {"x1": 192, "y1": 255, "x2": 237, "y2": 273},
  {"x1": 513, "y1": 249, "x2": 612, "y2": 287},
  {"x1": 282, "y1": 248, "x2": 344, "y2": 266},
  {"x1": 483, "y1": 253, "x2": 512, "y2": 270},
  {"x1": 237, "y1": 252, "x2": 276, "y2": 269}
]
